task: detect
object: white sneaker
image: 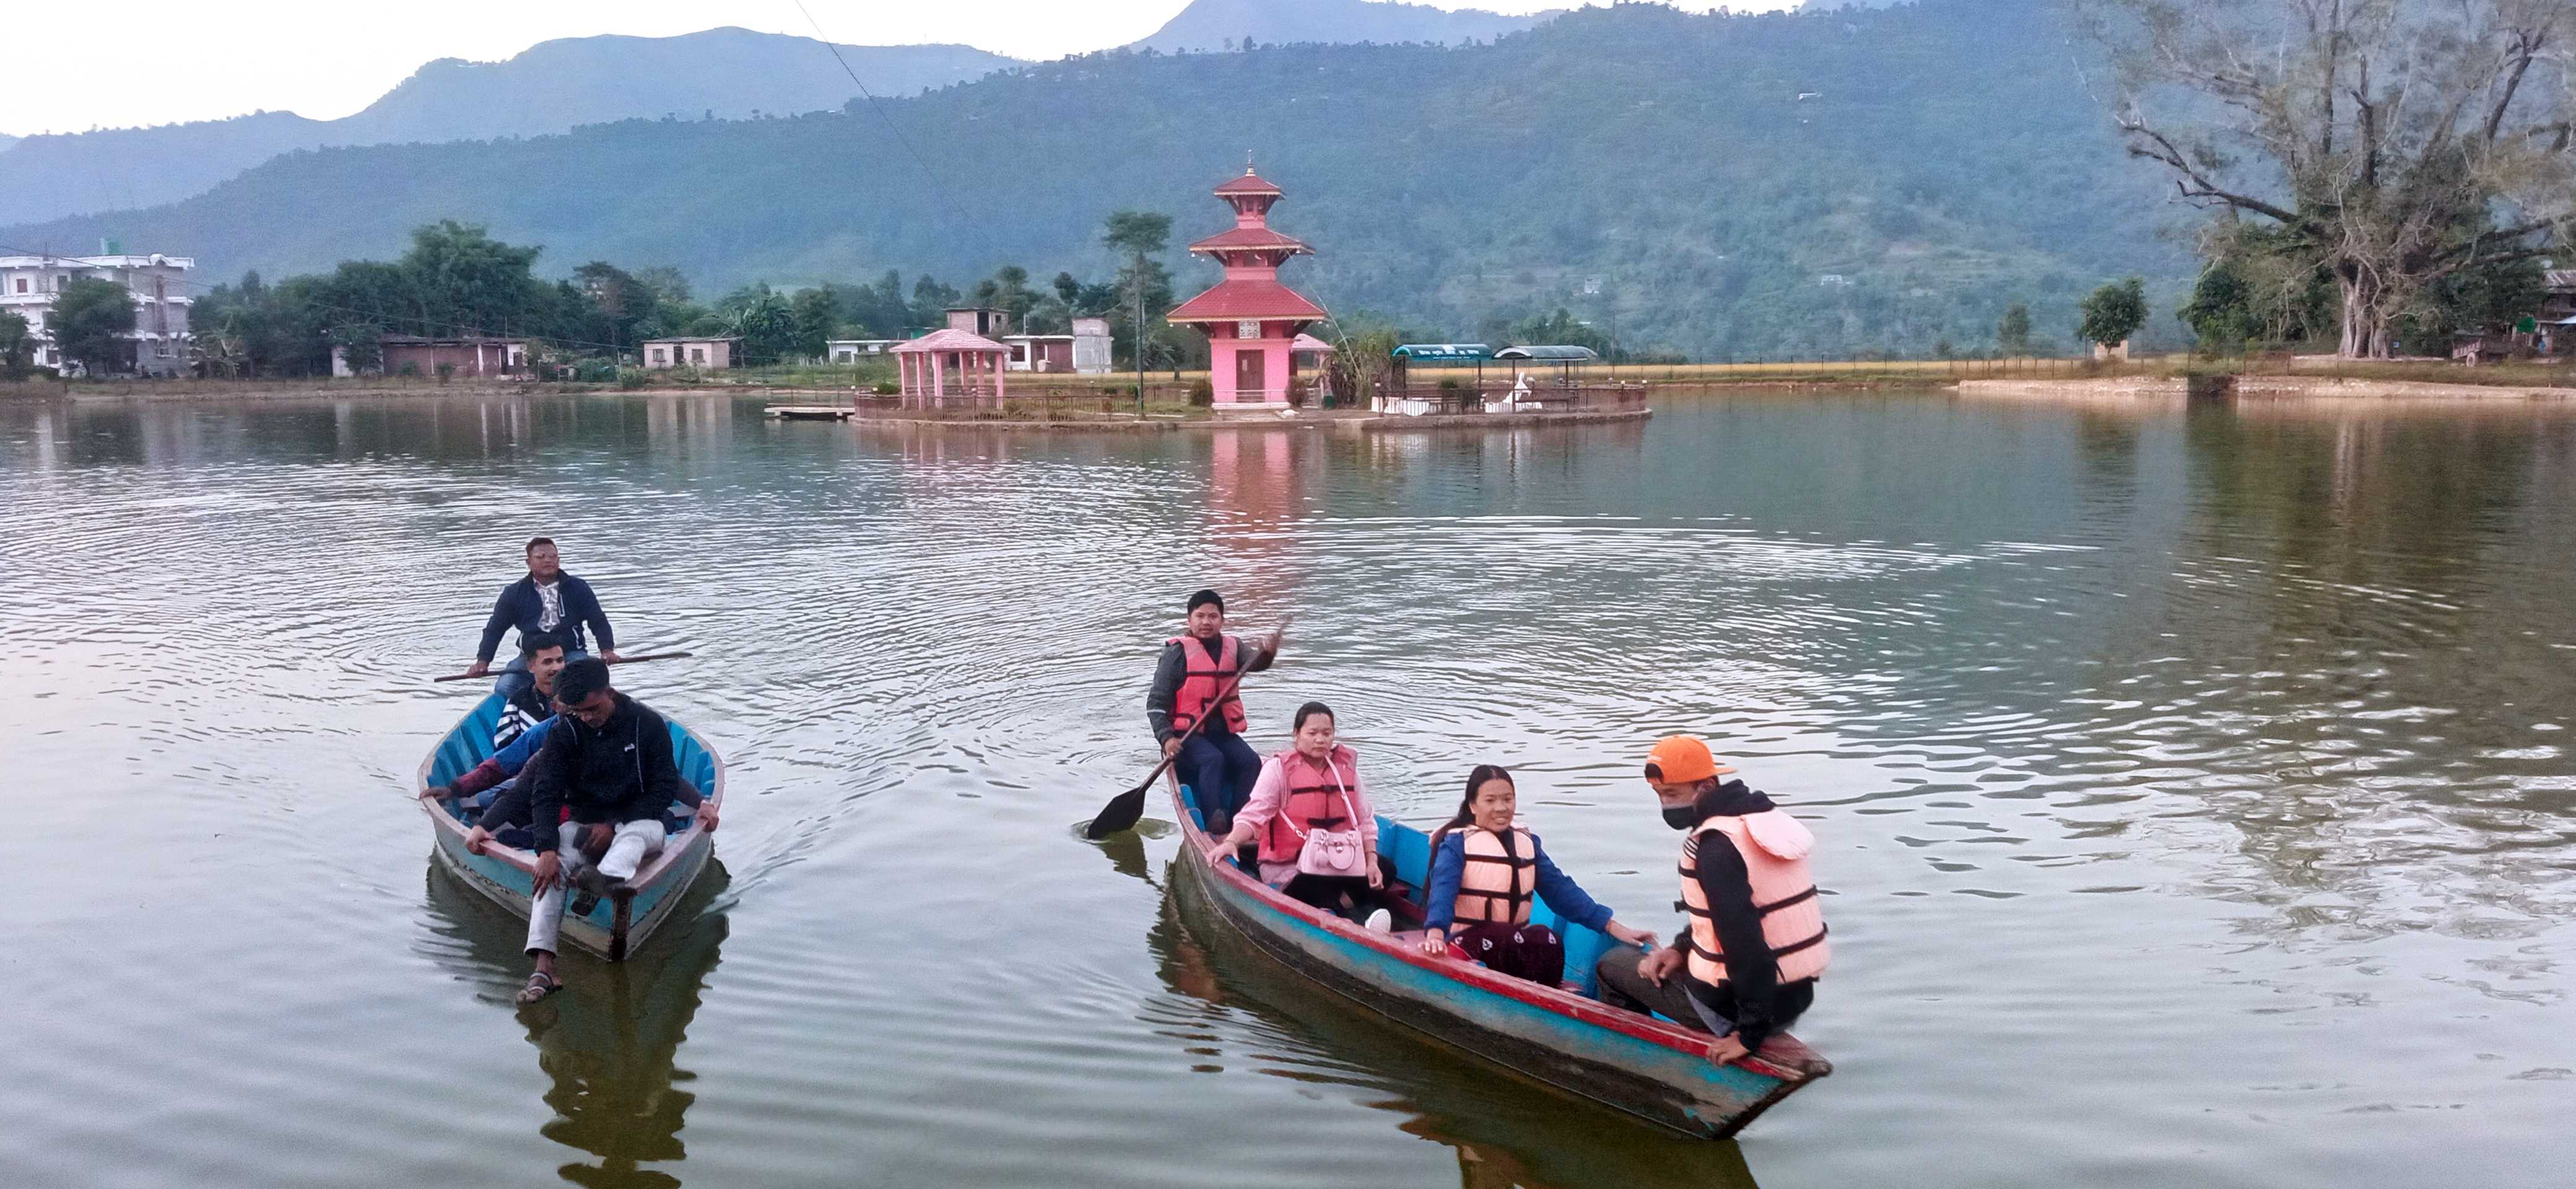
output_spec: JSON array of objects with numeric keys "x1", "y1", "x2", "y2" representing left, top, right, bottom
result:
[{"x1": 1363, "y1": 908, "x2": 1393, "y2": 933}]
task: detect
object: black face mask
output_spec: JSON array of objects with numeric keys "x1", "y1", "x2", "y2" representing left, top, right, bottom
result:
[{"x1": 1662, "y1": 804, "x2": 1701, "y2": 831}]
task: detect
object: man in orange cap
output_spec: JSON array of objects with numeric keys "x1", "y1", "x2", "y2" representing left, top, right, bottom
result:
[{"x1": 1594, "y1": 735, "x2": 1829, "y2": 1064}]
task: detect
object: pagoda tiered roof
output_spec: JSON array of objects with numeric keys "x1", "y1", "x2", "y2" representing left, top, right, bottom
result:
[
  {"x1": 1166, "y1": 278, "x2": 1328, "y2": 323},
  {"x1": 1188, "y1": 227, "x2": 1315, "y2": 255},
  {"x1": 1212, "y1": 170, "x2": 1284, "y2": 196}
]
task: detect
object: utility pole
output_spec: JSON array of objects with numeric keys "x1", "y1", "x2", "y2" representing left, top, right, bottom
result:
[{"x1": 1135, "y1": 275, "x2": 1146, "y2": 418}]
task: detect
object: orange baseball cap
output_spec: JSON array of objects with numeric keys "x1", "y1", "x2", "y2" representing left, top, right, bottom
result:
[{"x1": 1645, "y1": 735, "x2": 1736, "y2": 783}]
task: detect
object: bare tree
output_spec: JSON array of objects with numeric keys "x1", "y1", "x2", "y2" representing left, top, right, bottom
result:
[{"x1": 2095, "y1": 0, "x2": 2576, "y2": 356}]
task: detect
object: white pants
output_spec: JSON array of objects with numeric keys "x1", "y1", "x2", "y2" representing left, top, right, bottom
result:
[{"x1": 525, "y1": 819, "x2": 666, "y2": 956}]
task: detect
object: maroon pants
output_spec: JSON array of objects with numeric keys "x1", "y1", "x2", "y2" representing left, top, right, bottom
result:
[{"x1": 1450, "y1": 921, "x2": 1564, "y2": 986}]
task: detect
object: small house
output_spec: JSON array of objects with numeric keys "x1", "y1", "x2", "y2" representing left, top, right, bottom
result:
[
  {"x1": 379, "y1": 335, "x2": 530, "y2": 378},
  {"x1": 643, "y1": 337, "x2": 738, "y2": 370},
  {"x1": 946, "y1": 307, "x2": 1010, "y2": 338},
  {"x1": 825, "y1": 339, "x2": 901, "y2": 364},
  {"x1": 1001, "y1": 334, "x2": 1076, "y2": 373}
]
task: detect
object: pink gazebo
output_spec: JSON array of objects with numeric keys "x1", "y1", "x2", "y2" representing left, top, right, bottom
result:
[{"x1": 892, "y1": 328, "x2": 1009, "y2": 411}]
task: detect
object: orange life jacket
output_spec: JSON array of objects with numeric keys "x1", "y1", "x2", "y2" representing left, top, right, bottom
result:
[
  {"x1": 1679, "y1": 811, "x2": 1829, "y2": 988},
  {"x1": 1258, "y1": 745, "x2": 1362, "y2": 865},
  {"x1": 1450, "y1": 825, "x2": 1538, "y2": 927},
  {"x1": 1167, "y1": 634, "x2": 1248, "y2": 736}
]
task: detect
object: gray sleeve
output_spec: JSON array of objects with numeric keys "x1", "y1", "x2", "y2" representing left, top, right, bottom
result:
[{"x1": 1146, "y1": 642, "x2": 1185, "y2": 743}]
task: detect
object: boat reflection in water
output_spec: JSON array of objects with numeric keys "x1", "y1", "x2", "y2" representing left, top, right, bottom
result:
[
  {"x1": 418, "y1": 858, "x2": 731, "y2": 1189},
  {"x1": 1090, "y1": 830, "x2": 1759, "y2": 1189}
]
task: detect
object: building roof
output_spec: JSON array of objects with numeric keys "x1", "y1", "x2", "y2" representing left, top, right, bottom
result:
[
  {"x1": 1290, "y1": 333, "x2": 1336, "y2": 353},
  {"x1": 645, "y1": 336, "x2": 740, "y2": 344},
  {"x1": 1214, "y1": 170, "x2": 1284, "y2": 197},
  {"x1": 1165, "y1": 279, "x2": 1327, "y2": 323},
  {"x1": 1392, "y1": 343, "x2": 1492, "y2": 361},
  {"x1": 2548, "y1": 268, "x2": 2576, "y2": 292},
  {"x1": 1001, "y1": 334, "x2": 1076, "y2": 342},
  {"x1": 1188, "y1": 227, "x2": 1313, "y2": 255},
  {"x1": 892, "y1": 328, "x2": 1009, "y2": 354},
  {"x1": 383, "y1": 334, "x2": 529, "y2": 346},
  {"x1": 1495, "y1": 344, "x2": 1599, "y2": 360}
]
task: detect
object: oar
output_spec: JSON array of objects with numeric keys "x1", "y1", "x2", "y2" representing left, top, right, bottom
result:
[
  {"x1": 1085, "y1": 619, "x2": 1288, "y2": 840},
  {"x1": 431, "y1": 651, "x2": 694, "y2": 683}
]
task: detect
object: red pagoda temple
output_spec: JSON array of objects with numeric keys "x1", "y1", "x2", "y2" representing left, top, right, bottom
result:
[{"x1": 1167, "y1": 165, "x2": 1327, "y2": 412}]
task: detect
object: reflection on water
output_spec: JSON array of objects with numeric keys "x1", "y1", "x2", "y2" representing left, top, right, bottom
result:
[
  {"x1": 7, "y1": 388, "x2": 2576, "y2": 1189},
  {"x1": 418, "y1": 860, "x2": 731, "y2": 1188}
]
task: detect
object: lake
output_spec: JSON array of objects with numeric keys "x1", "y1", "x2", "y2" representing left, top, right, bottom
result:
[{"x1": 2, "y1": 389, "x2": 2570, "y2": 1188}]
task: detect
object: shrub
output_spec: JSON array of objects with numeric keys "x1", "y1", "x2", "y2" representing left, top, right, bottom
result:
[
  {"x1": 1437, "y1": 376, "x2": 1462, "y2": 391},
  {"x1": 617, "y1": 367, "x2": 651, "y2": 390},
  {"x1": 434, "y1": 362, "x2": 456, "y2": 383},
  {"x1": 873, "y1": 381, "x2": 899, "y2": 395},
  {"x1": 1189, "y1": 378, "x2": 1214, "y2": 406}
]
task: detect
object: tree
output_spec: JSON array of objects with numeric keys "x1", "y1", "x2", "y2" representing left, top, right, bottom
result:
[
  {"x1": 721, "y1": 284, "x2": 798, "y2": 365},
  {"x1": 2078, "y1": 277, "x2": 2148, "y2": 347},
  {"x1": 1101, "y1": 210, "x2": 1175, "y2": 371},
  {"x1": 398, "y1": 220, "x2": 549, "y2": 337},
  {"x1": 1996, "y1": 302, "x2": 2033, "y2": 354},
  {"x1": 49, "y1": 277, "x2": 138, "y2": 375},
  {"x1": 789, "y1": 285, "x2": 839, "y2": 360},
  {"x1": 2100, "y1": 0, "x2": 2576, "y2": 357},
  {"x1": 0, "y1": 311, "x2": 36, "y2": 378}
]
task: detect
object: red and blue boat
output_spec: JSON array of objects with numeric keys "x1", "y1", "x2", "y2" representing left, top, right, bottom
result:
[{"x1": 1168, "y1": 778, "x2": 1829, "y2": 1138}]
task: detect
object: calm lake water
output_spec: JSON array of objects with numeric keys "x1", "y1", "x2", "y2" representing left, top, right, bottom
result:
[{"x1": 3, "y1": 389, "x2": 2572, "y2": 1188}]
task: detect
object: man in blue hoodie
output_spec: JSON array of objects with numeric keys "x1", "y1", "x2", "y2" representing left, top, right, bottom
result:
[{"x1": 462, "y1": 538, "x2": 620, "y2": 699}]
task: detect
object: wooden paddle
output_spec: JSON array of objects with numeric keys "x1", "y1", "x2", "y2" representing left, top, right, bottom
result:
[
  {"x1": 432, "y1": 651, "x2": 694, "y2": 683},
  {"x1": 1084, "y1": 619, "x2": 1288, "y2": 840}
]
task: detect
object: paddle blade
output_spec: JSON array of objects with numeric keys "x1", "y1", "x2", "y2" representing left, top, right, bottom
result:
[{"x1": 1084, "y1": 781, "x2": 1152, "y2": 840}]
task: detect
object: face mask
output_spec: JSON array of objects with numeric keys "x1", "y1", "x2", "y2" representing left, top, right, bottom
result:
[{"x1": 1662, "y1": 804, "x2": 1700, "y2": 830}]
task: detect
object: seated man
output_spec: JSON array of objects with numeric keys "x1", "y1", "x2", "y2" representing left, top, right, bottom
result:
[
  {"x1": 494, "y1": 632, "x2": 567, "y2": 750},
  {"x1": 429, "y1": 713, "x2": 557, "y2": 843},
  {"x1": 513, "y1": 658, "x2": 718, "y2": 1005},
  {"x1": 1594, "y1": 736, "x2": 1828, "y2": 1065},
  {"x1": 1144, "y1": 589, "x2": 1283, "y2": 834}
]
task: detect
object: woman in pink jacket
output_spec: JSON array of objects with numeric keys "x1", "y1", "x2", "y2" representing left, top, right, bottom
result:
[{"x1": 1204, "y1": 701, "x2": 1398, "y2": 929}]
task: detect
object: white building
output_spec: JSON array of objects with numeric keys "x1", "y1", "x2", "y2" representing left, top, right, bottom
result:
[
  {"x1": 1071, "y1": 316, "x2": 1113, "y2": 375},
  {"x1": 0, "y1": 251, "x2": 196, "y2": 377},
  {"x1": 824, "y1": 339, "x2": 902, "y2": 363}
]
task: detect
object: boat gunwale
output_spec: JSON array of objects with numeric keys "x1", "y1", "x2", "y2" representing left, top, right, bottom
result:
[{"x1": 1163, "y1": 775, "x2": 1828, "y2": 1084}]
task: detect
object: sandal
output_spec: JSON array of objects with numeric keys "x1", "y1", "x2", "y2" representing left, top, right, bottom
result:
[{"x1": 515, "y1": 971, "x2": 561, "y2": 1005}]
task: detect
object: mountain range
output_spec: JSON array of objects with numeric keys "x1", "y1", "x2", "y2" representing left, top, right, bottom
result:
[
  {"x1": 0, "y1": 0, "x2": 2190, "y2": 359},
  {"x1": 0, "y1": 28, "x2": 1015, "y2": 227},
  {"x1": 0, "y1": 0, "x2": 1575, "y2": 229}
]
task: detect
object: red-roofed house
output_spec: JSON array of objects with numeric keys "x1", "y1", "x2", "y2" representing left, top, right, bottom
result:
[{"x1": 1167, "y1": 166, "x2": 1326, "y2": 411}]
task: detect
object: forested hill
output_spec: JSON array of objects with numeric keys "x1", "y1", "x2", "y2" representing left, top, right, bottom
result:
[
  {"x1": 1126, "y1": 0, "x2": 1550, "y2": 51},
  {"x1": 4, "y1": 0, "x2": 2189, "y2": 359},
  {"x1": 0, "y1": 30, "x2": 1016, "y2": 227}
]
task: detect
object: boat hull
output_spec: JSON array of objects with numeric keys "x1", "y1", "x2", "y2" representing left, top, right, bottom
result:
[
  {"x1": 415, "y1": 692, "x2": 724, "y2": 962},
  {"x1": 1167, "y1": 782, "x2": 1825, "y2": 1139}
]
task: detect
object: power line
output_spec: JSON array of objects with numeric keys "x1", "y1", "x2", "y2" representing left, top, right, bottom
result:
[{"x1": 789, "y1": 0, "x2": 961, "y2": 207}]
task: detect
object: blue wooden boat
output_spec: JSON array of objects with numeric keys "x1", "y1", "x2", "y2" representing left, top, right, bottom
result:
[
  {"x1": 1168, "y1": 778, "x2": 1829, "y2": 1139},
  {"x1": 415, "y1": 692, "x2": 724, "y2": 961}
]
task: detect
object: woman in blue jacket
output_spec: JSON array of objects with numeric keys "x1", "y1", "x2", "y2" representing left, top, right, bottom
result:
[{"x1": 1419, "y1": 764, "x2": 1657, "y2": 986}]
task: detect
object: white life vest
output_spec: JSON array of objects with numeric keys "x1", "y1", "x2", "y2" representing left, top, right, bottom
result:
[
  {"x1": 1450, "y1": 825, "x2": 1538, "y2": 927},
  {"x1": 1679, "y1": 811, "x2": 1829, "y2": 987}
]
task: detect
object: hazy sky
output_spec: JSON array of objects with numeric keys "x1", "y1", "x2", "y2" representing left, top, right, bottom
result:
[{"x1": 6, "y1": 1, "x2": 1763, "y2": 137}]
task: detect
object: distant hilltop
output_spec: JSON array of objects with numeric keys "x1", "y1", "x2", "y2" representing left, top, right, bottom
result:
[{"x1": 1128, "y1": 0, "x2": 1558, "y2": 52}]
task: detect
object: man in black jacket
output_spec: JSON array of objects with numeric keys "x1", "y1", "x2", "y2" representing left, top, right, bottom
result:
[
  {"x1": 464, "y1": 537, "x2": 621, "y2": 699},
  {"x1": 515, "y1": 658, "x2": 716, "y2": 1003}
]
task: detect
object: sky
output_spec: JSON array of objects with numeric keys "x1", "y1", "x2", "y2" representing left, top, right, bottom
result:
[{"x1": 4, "y1": 1, "x2": 1760, "y2": 138}]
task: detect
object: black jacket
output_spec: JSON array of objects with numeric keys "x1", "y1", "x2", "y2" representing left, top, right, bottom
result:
[
  {"x1": 475, "y1": 572, "x2": 614, "y2": 662},
  {"x1": 527, "y1": 692, "x2": 700, "y2": 851}
]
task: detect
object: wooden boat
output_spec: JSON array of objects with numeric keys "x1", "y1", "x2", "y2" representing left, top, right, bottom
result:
[
  {"x1": 1167, "y1": 778, "x2": 1829, "y2": 1139},
  {"x1": 415, "y1": 692, "x2": 724, "y2": 961}
]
